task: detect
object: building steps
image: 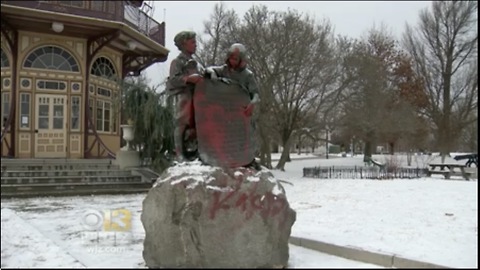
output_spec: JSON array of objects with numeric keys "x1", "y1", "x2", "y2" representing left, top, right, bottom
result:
[
  {"x1": 1, "y1": 188, "x2": 151, "y2": 198},
  {"x1": 2, "y1": 170, "x2": 132, "y2": 178},
  {"x1": 1, "y1": 164, "x2": 119, "y2": 171},
  {"x1": 0, "y1": 158, "x2": 153, "y2": 198}
]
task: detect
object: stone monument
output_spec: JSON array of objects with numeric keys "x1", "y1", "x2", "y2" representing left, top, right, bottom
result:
[{"x1": 141, "y1": 36, "x2": 296, "y2": 268}]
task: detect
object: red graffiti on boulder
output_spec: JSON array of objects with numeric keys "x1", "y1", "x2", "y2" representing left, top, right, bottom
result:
[{"x1": 209, "y1": 179, "x2": 288, "y2": 227}]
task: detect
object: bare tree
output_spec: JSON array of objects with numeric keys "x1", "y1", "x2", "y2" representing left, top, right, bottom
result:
[
  {"x1": 340, "y1": 25, "x2": 428, "y2": 159},
  {"x1": 195, "y1": 2, "x2": 239, "y2": 67},
  {"x1": 196, "y1": 4, "x2": 353, "y2": 170},
  {"x1": 403, "y1": 1, "x2": 478, "y2": 160},
  {"x1": 237, "y1": 7, "x2": 352, "y2": 170}
]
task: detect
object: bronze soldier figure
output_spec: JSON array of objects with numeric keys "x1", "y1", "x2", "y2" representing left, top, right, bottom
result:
[
  {"x1": 167, "y1": 31, "x2": 203, "y2": 162},
  {"x1": 204, "y1": 43, "x2": 261, "y2": 169},
  {"x1": 205, "y1": 43, "x2": 260, "y2": 115}
]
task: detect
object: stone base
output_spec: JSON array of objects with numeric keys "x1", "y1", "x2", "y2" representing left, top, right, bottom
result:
[
  {"x1": 141, "y1": 162, "x2": 296, "y2": 268},
  {"x1": 114, "y1": 150, "x2": 141, "y2": 169}
]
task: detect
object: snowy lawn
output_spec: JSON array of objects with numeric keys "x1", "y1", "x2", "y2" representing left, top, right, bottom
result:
[
  {"x1": 1, "y1": 155, "x2": 477, "y2": 268},
  {"x1": 276, "y1": 156, "x2": 478, "y2": 268}
]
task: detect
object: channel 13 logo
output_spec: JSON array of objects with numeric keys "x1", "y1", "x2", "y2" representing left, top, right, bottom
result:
[{"x1": 82, "y1": 209, "x2": 132, "y2": 232}]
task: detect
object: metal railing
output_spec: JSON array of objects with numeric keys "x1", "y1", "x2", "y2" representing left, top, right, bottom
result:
[
  {"x1": 1, "y1": 0, "x2": 165, "y2": 46},
  {"x1": 303, "y1": 166, "x2": 429, "y2": 180},
  {"x1": 123, "y1": 3, "x2": 165, "y2": 45}
]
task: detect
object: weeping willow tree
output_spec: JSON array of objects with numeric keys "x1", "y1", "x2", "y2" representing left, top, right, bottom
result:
[{"x1": 120, "y1": 75, "x2": 175, "y2": 173}]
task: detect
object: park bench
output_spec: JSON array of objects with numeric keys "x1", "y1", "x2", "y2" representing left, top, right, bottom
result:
[
  {"x1": 364, "y1": 156, "x2": 386, "y2": 170},
  {"x1": 453, "y1": 153, "x2": 478, "y2": 167},
  {"x1": 427, "y1": 163, "x2": 472, "y2": 180}
]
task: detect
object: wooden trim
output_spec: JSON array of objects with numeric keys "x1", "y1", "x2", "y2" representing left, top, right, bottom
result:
[{"x1": 1, "y1": 4, "x2": 169, "y2": 56}]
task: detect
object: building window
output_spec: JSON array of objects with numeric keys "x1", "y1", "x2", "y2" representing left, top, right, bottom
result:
[
  {"x1": 1, "y1": 48, "x2": 9, "y2": 68},
  {"x1": 96, "y1": 100, "x2": 111, "y2": 132},
  {"x1": 53, "y1": 97, "x2": 65, "y2": 130},
  {"x1": 19, "y1": 93, "x2": 30, "y2": 129},
  {"x1": 97, "y1": 87, "x2": 112, "y2": 97},
  {"x1": 23, "y1": 46, "x2": 79, "y2": 72},
  {"x1": 88, "y1": 98, "x2": 94, "y2": 130},
  {"x1": 59, "y1": 1, "x2": 84, "y2": 8},
  {"x1": 2, "y1": 92, "x2": 10, "y2": 127},
  {"x1": 91, "y1": 56, "x2": 116, "y2": 80},
  {"x1": 89, "y1": 84, "x2": 95, "y2": 94},
  {"x1": 71, "y1": 96, "x2": 81, "y2": 131},
  {"x1": 2, "y1": 78, "x2": 11, "y2": 89},
  {"x1": 20, "y1": 78, "x2": 32, "y2": 89},
  {"x1": 90, "y1": 1, "x2": 106, "y2": 12},
  {"x1": 72, "y1": 82, "x2": 81, "y2": 92},
  {"x1": 37, "y1": 80, "x2": 67, "y2": 91}
]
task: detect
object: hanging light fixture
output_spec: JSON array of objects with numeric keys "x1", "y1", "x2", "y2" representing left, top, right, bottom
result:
[
  {"x1": 127, "y1": 40, "x2": 137, "y2": 50},
  {"x1": 51, "y1": 22, "x2": 64, "y2": 33}
]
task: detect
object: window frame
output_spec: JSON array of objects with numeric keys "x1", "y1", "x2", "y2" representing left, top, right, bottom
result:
[
  {"x1": 95, "y1": 99, "x2": 112, "y2": 133},
  {"x1": 23, "y1": 46, "x2": 80, "y2": 73},
  {"x1": 1, "y1": 92, "x2": 10, "y2": 128},
  {"x1": 19, "y1": 92, "x2": 31, "y2": 129},
  {"x1": 71, "y1": 96, "x2": 81, "y2": 131}
]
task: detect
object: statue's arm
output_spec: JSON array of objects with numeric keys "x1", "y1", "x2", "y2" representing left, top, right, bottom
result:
[
  {"x1": 167, "y1": 58, "x2": 187, "y2": 91},
  {"x1": 246, "y1": 72, "x2": 260, "y2": 104},
  {"x1": 205, "y1": 65, "x2": 227, "y2": 79}
]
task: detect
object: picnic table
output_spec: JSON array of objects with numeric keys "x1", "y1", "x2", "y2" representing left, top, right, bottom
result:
[
  {"x1": 454, "y1": 153, "x2": 478, "y2": 167},
  {"x1": 427, "y1": 163, "x2": 472, "y2": 180}
]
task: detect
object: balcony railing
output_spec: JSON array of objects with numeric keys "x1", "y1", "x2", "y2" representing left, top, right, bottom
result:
[{"x1": 0, "y1": 0, "x2": 165, "y2": 46}]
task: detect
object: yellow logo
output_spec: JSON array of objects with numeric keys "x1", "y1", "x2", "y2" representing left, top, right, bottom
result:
[{"x1": 82, "y1": 209, "x2": 132, "y2": 232}]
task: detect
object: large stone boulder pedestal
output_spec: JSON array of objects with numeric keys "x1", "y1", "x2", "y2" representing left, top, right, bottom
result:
[{"x1": 141, "y1": 161, "x2": 296, "y2": 268}]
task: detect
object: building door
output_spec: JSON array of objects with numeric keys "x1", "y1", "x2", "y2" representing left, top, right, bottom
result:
[{"x1": 34, "y1": 94, "x2": 67, "y2": 158}]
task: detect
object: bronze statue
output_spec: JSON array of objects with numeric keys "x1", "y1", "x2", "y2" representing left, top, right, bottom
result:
[
  {"x1": 168, "y1": 34, "x2": 260, "y2": 170},
  {"x1": 167, "y1": 31, "x2": 203, "y2": 162},
  {"x1": 205, "y1": 43, "x2": 260, "y2": 117}
]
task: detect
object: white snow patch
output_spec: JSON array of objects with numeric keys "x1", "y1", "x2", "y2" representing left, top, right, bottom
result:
[
  {"x1": 234, "y1": 171, "x2": 244, "y2": 177},
  {"x1": 272, "y1": 184, "x2": 284, "y2": 196},
  {"x1": 246, "y1": 175, "x2": 261, "y2": 182},
  {"x1": 267, "y1": 175, "x2": 278, "y2": 183},
  {"x1": 170, "y1": 175, "x2": 205, "y2": 186},
  {"x1": 206, "y1": 186, "x2": 234, "y2": 192},
  {"x1": 166, "y1": 161, "x2": 216, "y2": 178},
  {"x1": 206, "y1": 176, "x2": 216, "y2": 183},
  {"x1": 1, "y1": 208, "x2": 85, "y2": 268}
]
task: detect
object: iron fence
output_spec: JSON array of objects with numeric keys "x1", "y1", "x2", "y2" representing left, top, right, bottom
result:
[{"x1": 303, "y1": 166, "x2": 429, "y2": 179}]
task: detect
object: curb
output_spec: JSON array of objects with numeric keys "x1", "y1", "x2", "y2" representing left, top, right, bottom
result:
[{"x1": 289, "y1": 236, "x2": 450, "y2": 269}]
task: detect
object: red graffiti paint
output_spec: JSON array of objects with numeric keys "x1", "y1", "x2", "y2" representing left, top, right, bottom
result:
[
  {"x1": 194, "y1": 79, "x2": 255, "y2": 168},
  {"x1": 208, "y1": 179, "x2": 288, "y2": 225}
]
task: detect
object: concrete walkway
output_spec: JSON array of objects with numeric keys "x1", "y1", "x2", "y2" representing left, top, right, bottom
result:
[{"x1": 289, "y1": 236, "x2": 449, "y2": 269}]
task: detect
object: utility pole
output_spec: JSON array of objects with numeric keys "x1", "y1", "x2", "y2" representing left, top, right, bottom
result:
[{"x1": 326, "y1": 126, "x2": 329, "y2": 159}]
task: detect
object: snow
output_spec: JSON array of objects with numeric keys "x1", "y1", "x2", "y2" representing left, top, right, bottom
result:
[
  {"x1": 1, "y1": 154, "x2": 477, "y2": 268},
  {"x1": 288, "y1": 245, "x2": 383, "y2": 268},
  {"x1": 1, "y1": 208, "x2": 85, "y2": 268},
  {"x1": 276, "y1": 154, "x2": 478, "y2": 268},
  {"x1": 164, "y1": 160, "x2": 216, "y2": 178},
  {"x1": 272, "y1": 183, "x2": 284, "y2": 196}
]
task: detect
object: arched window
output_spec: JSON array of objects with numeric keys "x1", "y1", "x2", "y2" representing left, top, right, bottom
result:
[
  {"x1": 23, "y1": 45, "x2": 79, "y2": 72},
  {"x1": 1, "y1": 48, "x2": 9, "y2": 68},
  {"x1": 90, "y1": 56, "x2": 116, "y2": 80}
]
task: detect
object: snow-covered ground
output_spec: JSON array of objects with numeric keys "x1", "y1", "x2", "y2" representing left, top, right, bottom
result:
[{"x1": 1, "y1": 154, "x2": 477, "y2": 268}]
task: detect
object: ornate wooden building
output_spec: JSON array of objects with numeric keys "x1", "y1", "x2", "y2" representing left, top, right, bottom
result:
[{"x1": 0, "y1": 0, "x2": 168, "y2": 158}]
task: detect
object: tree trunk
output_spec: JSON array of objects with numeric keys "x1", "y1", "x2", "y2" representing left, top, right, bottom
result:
[
  {"x1": 389, "y1": 142, "x2": 395, "y2": 155},
  {"x1": 275, "y1": 137, "x2": 292, "y2": 171},
  {"x1": 258, "y1": 125, "x2": 272, "y2": 169},
  {"x1": 272, "y1": 143, "x2": 279, "y2": 153},
  {"x1": 363, "y1": 132, "x2": 375, "y2": 162},
  {"x1": 363, "y1": 140, "x2": 373, "y2": 162}
]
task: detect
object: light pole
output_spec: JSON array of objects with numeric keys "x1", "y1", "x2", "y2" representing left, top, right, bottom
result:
[
  {"x1": 326, "y1": 125, "x2": 329, "y2": 160},
  {"x1": 351, "y1": 136, "x2": 355, "y2": 156}
]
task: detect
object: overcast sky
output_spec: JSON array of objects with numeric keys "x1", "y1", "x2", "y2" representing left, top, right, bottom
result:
[{"x1": 143, "y1": 1, "x2": 432, "y2": 89}]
